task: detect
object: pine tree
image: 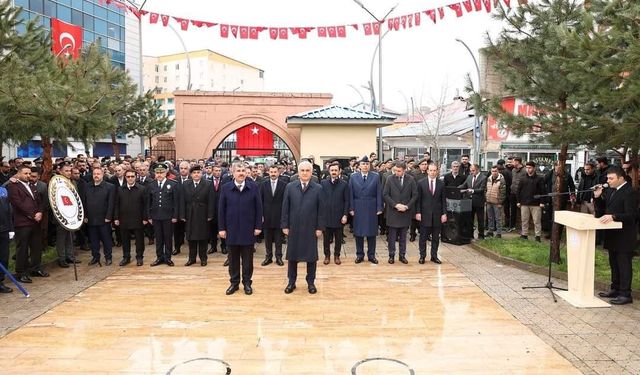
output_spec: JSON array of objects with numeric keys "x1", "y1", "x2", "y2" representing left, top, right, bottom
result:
[
  {"x1": 124, "y1": 91, "x2": 174, "y2": 152},
  {"x1": 477, "y1": 0, "x2": 590, "y2": 263}
]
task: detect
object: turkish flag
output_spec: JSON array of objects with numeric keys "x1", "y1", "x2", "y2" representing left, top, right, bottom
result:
[
  {"x1": 400, "y1": 15, "x2": 407, "y2": 28},
  {"x1": 438, "y1": 7, "x2": 445, "y2": 19},
  {"x1": 192, "y1": 20, "x2": 216, "y2": 28},
  {"x1": 327, "y1": 26, "x2": 336, "y2": 38},
  {"x1": 463, "y1": 0, "x2": 473, "y2": 12},
  {"x1": 239, "y1": 26, "x2": 249, "y2": 39},
  {"x1": 448, "y1": 3, "x2": 464, "y2": 17},
  {"x1": 174, "y1": 17, "x2": 189, "y2": 31},
  {"x1": 269, "y1": 28, "x2": 278, "y2": 39},
  {"x1": 51, "y1": 19, "x2": 82, "y2": 59},
  {"x1": 387, "y1": 18, "x2": 393, "y2": 31},
  {"x1": 483, "y1": 0, "x2": 492, "y2": 12},
  {"x1": 61, "y1": 195, "x2": 73, "y2": 206},
  {"x1": 297, "y1": 27, "x2": 312, "y2": 39},
  {"x1": 372, "y1": 22, "x2": 380, "y2": 35},
  {"x1": 337, "y1": 25, "x2": 346, "y2": 38},
  {"x1": 317, "y1": 26, "x2": 327, "y2": 37},
  {"x1": 149, "y1": 12, "x2": 159, "y2": 24},
  {"x1": 424, "y1": 10, "x2": 437, "y2": 23},
  {"x1": 363, "y1": 23, "x2": 372, "y2": 35},
  {"x1": 473, "y1": 0, "x2": 483, "y2": 11},
  {"x1": 414, "y1": 12, "x2": 421, "y2": 26},
  {"x1": 249, "y1": 27, "x2": 260, "y2": 39},
  {"x1": 279, "y1": 27, "x2": 288, "y2": 39},
  {"x1": 236, "y1": 124, "x2": 273, "y2": 156},
  {"x1": 393, "y1": 17, "x2": 400, "y2": 30},
  {"x1": 230, "y1": 25, "x2": 238, "y2": 38},
  {"x1": 408, "y1": 14, "x2": 413, "y2": 27},
  {"x1": 220, "y1": 24, "x2": 229, "y2": 38},
  {"x1": 161, "y1": 14, "x2": 170, "y2": 27}
]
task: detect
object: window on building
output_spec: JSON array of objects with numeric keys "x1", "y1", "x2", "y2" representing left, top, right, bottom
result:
[
  {"x1": 155, "y1": 76, "x2": 159, "y2": 83},
  {"x1": 30, "y1": 0, "x2": 44, "y2": 14},
  {"x1": 163, "y1": 65, "x2": 167, "y2": 71},
  {"x1": 94, "y1": 18, "x2": 107, "y2": 35},
  {"x1": 83, "y1": 0, "x2": 93, "y2": 12},
  {"x1": 155, "y1": 99, "x2": 165, "y2": 105},
  {"x1": 167, "y1": 98, "x2": 174, "y2": 104},
  {"x1": 168, "y1": 109, "x2": 175, "y2": 117},
  {"x1": 163, "y1": 77, "x2": 167, "y2": 83},
  {"x1": 43, "y1": 0, "x2": 56, "y2": 17},
  {"x1": 93, "y1": 5, "x2": 107, "y2": 19},
  {"x1": 259, "y1": 70, "x2": 264, "y2": 79},
  {"x1": 71, "y1": 0, "x2": 82, "y2": 9},
  {"x1": 240, "y1": 79, "x2": 244, "y2": 85},
  {"x1": 56, "y1": 4, "x2": 71, "y2": 22},
  {"x1": 155, "y1": 65, "x2": 159, "y2": 72},
  {"x1": 175, "y1": 64, "x2": 179, "y2": 70},
  {"x1": 155, "y1": 87, "x2": 162, "y2": 94}
]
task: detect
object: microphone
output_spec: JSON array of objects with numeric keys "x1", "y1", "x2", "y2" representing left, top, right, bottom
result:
[{"x1": 591, "y1": 183, "x2": 609, "y2": 190}]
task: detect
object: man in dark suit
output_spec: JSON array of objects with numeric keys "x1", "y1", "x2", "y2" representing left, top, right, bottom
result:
[
  {"x1": 416, "y1": 164, "x2": 447, "y2": 264},
  {"x1": 383, "y1": 162, "x2": 418, "y2": 264},
  {"x1": 172, "y1": 161, "x2": 191, "y2": 255},
  {"x1": 260, "y1": 165, "x2": 286, "y2": 266},
  {"x1": 147, "y1": 164, "x2": 180, "y2": 267},
  {"x1": 208, "y1": 165, "x2": 226, "y2": 254},
  {"x1": 0, "y1": 184, "x2": 13, "y2": 292},
  {"x1": 320, "y1": 162, "x2": 349, "y2": 265},
  {"x1": 219, "y1": 162, "x2": 262, "y2": 295},
  {"x1": 108, "y1": 164, "x2": 126, "y2": 247},
  {"x1": 594, "y1": 166, "x2": 638, "y2": 305},
  {"x1": 7, "y1": 166, "x2": 47, "y2": 283},
  {"x1": 85, "y1": 168, "x2": 116, "y2": 266},
  {"x1": 114, "y1": 170, "x2": 148, "y2": 266},
  {"x1": 349, "y1": 156, "x2": 383, "y2": 264},
  {"x1": 459, "y1": 164, "x2": 488, "y2": 240},
  {"x1": 443, "y1": 161, "x2": 467, "y2": 187},
  {"x1": 181, "y1": 165, "x2": 215, "y2": 267},
  {"x1": 282, "y1": 161, "x2": 325, "y2": 294}
]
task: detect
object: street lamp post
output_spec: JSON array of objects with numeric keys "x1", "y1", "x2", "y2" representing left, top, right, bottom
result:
[
  {"x1": 455, "y1": 38, "x2": 482, "y2": 166},
  {"x1": 353, "y1": 0, "x2": 397, "y2": 161}
]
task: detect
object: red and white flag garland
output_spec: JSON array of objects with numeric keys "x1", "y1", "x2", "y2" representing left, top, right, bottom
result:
[{"x1": 100, "y1": 0, "x2": 511, "y2": 41}]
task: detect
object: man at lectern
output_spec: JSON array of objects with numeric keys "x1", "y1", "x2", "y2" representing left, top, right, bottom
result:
[{"x1": 594, "y1": 166, "x2": 638, "y2": 305}]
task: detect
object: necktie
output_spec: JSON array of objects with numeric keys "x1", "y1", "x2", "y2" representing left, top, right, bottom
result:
[
  {"x1": 271, "y1": 181, "x2": 276, "y2": 195},
  {"x1": 363, "y1": 174, "x2": 367, "y2": 183},
  {"x1": 398, "y1": 176, "x2": 403, "y2": 187},
  {"x1": 194, "y1": 182, "x2": 198, "y2": 189},
  {"x1": 472, "y1": 176, "x2": 476, "y2": 188},
  {"x1": 214, "y1": 178, "x2": 219, "y2": 190},
  {"x1": 158, "y1": 181, "x2": 162, "y2": 189},
  {"x1": 430, "y1": 180, "x2": 434, "y2": 195},
  {"x1": 302, "y1": 183, "x2": 307, "y2": 192}
]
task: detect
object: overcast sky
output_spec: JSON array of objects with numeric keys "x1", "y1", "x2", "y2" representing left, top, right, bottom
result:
[{"x1": 139, "y1": 0, "x2": 506, "y2": 112}]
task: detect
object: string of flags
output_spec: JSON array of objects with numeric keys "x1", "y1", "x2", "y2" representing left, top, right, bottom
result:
[{"x1": 100, "y1": 0, "x2": 513, "y2": 40}]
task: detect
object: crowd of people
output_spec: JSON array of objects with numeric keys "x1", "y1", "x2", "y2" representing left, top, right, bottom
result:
[{"x1": 0, "y1": 151, "x2": 635, "y2": 303}]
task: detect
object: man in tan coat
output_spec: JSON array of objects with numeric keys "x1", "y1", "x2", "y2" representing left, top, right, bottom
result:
[{"x1": 485, "y1": 166, "x2": 507, "y2": 238}]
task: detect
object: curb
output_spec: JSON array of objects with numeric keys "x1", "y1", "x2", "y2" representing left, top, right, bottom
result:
[{"x1": 468, "y1": 242, "x2": 640, "y2": 300}]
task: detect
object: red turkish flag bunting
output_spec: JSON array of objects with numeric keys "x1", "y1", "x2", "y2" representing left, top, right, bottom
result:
[
  {"x1": 297, "y1": 27, "x2": 313, "y2": 39},
  {"x1": 327, "y1": 26, "x2": 336, "y2": 38},
  {"x1": 438, "y1": 7, "x2": 445, "y2": 19},
  {"x1": 350, "y1": 24, "x2": 359, "y2": 30},
  {"x1": 363, "y1": 23, "x2": 372, "y2": 35},
  {"x1": 414, "y1": 12, "x2": 421, "y2": 26},
  {"x1": 448, "y1": 3, "x2": 464, "y2": 17},
  {"x1": 239, "y1": 26, "x2": 249, "y2": 39},
  {"x1": 149, "y1": 12, "x2": 159, "y2": 24},
  {"x1": 127, "y1": 5, "x2": 141, "y2": 19},
  {"x1": 230, "y1": 25, "x2": 238, "y2": 38},
  {"x1": 278, "y1": 27, "x2": 288, "y2": 39},
  {"x1": 51, "y1": 18, "x2": 83, "y2": 59},
  {"x1": 408, "y1": 14, "x2": 413, "y2": 27},
  {"x1": 483, "y1": 0, "x2": 492, "y2": 12},
  {"x1": 220, "y1": 24, "x2": 229, "y2": 38},
  {"x1": 317, "y1": 26, "x2": 327, "y2": 37},
  {"x1": 393, "y1": 17, "x2": 400, "y2": 30},
  {"x1": 424, "y1": 10, "x2": 437, "y2": 23},
  {"x1": 337, "y1": 25, "x2": 346, "y2": 37},
  {"x1": 174, "y1": 17, "x2": 189, "y2": 31},
  {"x1": 462, "y1": 0, "x2": 473, "y2": 12},
  {"x1": 236, "y1": 124, "x2": 273, "y2": 156},
  {"x1": 401, "y1": 15, "x2": 407, "y2": 29},
  {"x1": 192, "y1": 20, "x2": 216, "y2": 28},
  {"x1": 269, "y1": 28, "x2": 278, "y2": 39},
  {"x1": 249, "y1": 27, "x2": 260, "y2": 39},
  {"x1": 387, "y1": 18, "x2": 393, "y2": 31},
  {"x1": 473, "y1": 0, "x2": 483, "y2": 11},
  {"x1": 161, "y1": 14, "x2": 170, "y2": 27},
  {"x1": 372, "y1": 22, "x2": 381, "y2": 35}
]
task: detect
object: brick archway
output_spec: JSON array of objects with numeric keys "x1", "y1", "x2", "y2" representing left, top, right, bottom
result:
[{"x1": 203, "y1": 114, "x2": 300, "y2": 161}]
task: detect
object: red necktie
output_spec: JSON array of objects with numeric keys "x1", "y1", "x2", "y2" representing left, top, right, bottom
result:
[{"x1": 214, "y1": 178, "x2": 219, "y2": 191}]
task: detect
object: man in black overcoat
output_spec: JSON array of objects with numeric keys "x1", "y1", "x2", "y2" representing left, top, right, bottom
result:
[
  {"x1": 181, "y1": 165, "x2": 215, "y2": 266},
  {"x1": 260, "y1": 165, "x2": 286, "y2": 266},
  {"x1": 320, "y1": 162, "x2": 349, "y2": 265}
]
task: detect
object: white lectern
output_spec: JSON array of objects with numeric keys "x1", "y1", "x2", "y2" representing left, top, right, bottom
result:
[{"x1": 554, "y1": 210, "x2": 622, "y2": 308}]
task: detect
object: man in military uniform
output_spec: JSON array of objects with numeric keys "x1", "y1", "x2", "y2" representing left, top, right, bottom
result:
[{"x1": 147, "y1": 164, "x2": 180, "y2": 267}]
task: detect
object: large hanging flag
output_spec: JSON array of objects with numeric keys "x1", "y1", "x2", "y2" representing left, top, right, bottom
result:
[
  {"x1": 236, "y1": 124, "x2": 274, "y2": 156},
  {"x1": 51, "y1": 19, "x2": 82, "y2": 59}
]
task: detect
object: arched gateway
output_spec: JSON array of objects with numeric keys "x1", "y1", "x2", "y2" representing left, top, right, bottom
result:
[{"x1": 173, "y1": 91, "x2": 332, "y2": 161}]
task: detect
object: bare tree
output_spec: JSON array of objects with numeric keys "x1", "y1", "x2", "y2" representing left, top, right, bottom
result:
[{"x1": 414, "y1": 83, "x2": 450, "y2": 168}]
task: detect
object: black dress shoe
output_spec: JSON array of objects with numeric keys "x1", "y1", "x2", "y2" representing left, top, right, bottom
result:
[
  {"x1": 261, "y1": 258, "x2": 273, "y2": 266},
  {"x1": 399, "y1": 256, "x2": 408, "y2": 264},
  {"x1": 223, "y1": 259, "x2": 229, "y2": 267},
  {"x1": 275, "y1": 258, "x2": 284, "y2": 266},
  {"x1": 355, "y1": 258, "x2": 364, "y2": 264},
  {"x1": 207, "y1": 248, "x2": 215, "y2": 254},
  {"x1": 221, "y1": 248, "x2": 228, "y2": 254},
  {"x1": 150, "y1": 259, "x2": 164, "y2": 267},
  {"x1": 88, "y1": 257, "x2": 100, "y2": 266},
  {"x1": 31, "y1": 270, "x2": 49, "y2": 277},
  {"x1": 610, "y1": 296, "x2": 633, "y2": 305},
  {"x1": 431, "y1": 257, "x2": 442, "y2": 264},
  {"x1": 368, "y1": 258, "x2": 378, "y2": 264},
  {"x1": 0, "y1": 283, "x2": 12, "y2": 293},
  {"x1": 58, "y1": 259, "x2": 69, "y2": 268},
  {"x1": 388, "y1": 257, "x2": 394, "y2": 264},
  {"x1": 66, "y1": 258, "x2": 81, "y2": 264},
  {"x1": 105, "y1": 259, "x2": 112, "y2": 266},
  {"x1": 136, "y1": 259, "x2": 143, "y2": 266},
  {"x1": 284, "y1": 284, "x2": 296, "y2": 294},
  {"x1": 308, "y1": 284, "x2": 317, "y2": 294},
  {"x1": 19, "y1": 275, "x2": 32, "y2": 283},
  {"x1": 114, "y1": 242, "x2": 122, "y2": 247},
  {"x1": 598, "y1": 290, "x2": 619, "y2": 298},
  {"x1": 244, "y1": 285, "x2": 253, "y2": 295},
  {"x1": 165, "y1": 260, "x2": 174, "y2": 267},
  {"x1": 184, "y1": 260, "x2": 196, "y2": 266},
  {"x1": 226, "y1": 284, "x2": 239, "y2": 295},
  {"x1": 119, "y1": 258, "x2": 131, "y2": 266},
  {"x1": 419, "y1": 257, "x2": 426, "y2": 264},
  {"x1": 201, "y1": 260, "x2": 207, "y2": 266},
  {"x1": 171, "y1": 249, "x2": 180, "y2": 256},
  {"x1": 409, "y1": 234, "x2": 416, "y2": 242}
]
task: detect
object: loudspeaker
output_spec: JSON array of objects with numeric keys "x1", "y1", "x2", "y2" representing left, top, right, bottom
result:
[{"x1": 441, "y1": 211, "x2": 473, "y2": 245}]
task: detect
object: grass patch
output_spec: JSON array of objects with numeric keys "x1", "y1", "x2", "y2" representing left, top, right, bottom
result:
[
  {"x1": 480, "y1": 237, "x2": 640, "y2": 291},
  {"x1": 7, "y1": 242, "x2": 58, "y2": 273}
]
